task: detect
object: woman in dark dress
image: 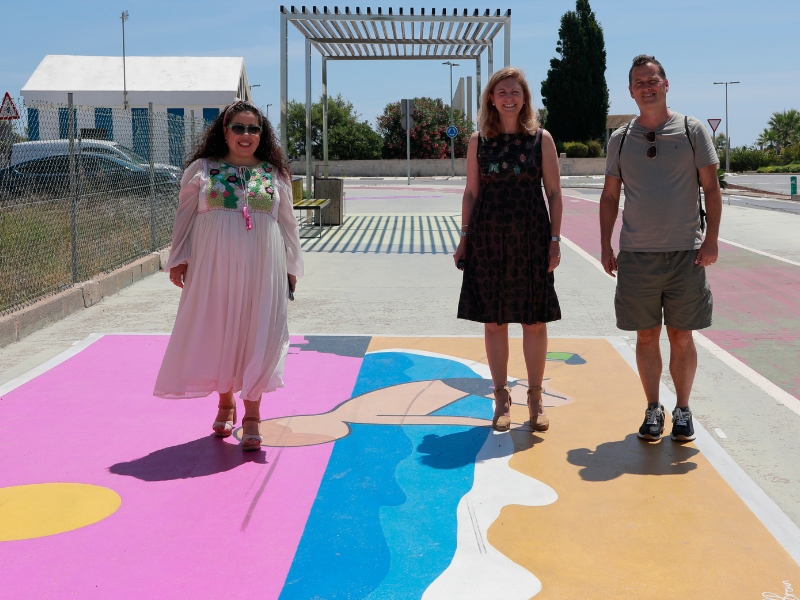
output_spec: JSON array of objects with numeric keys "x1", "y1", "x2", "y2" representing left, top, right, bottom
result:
[{"x1": 454, "y1": 67, "x2": 563, "y2": 433}]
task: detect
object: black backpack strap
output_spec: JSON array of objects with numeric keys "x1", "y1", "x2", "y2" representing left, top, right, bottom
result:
[
  {"x1": 617, "y1": 119, "x2": 634, "y2": 181},
  {"x1": 685, "y1": 115, "x2": 706, "y2": 232}
]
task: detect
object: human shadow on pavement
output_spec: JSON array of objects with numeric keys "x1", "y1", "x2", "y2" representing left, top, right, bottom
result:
[
  {"x1": 567, "y1": 434, "x2": 699, "y2": 482},
  {"x1": 417, "y1": 427, "x2": 497, "y2": 469},
  {"x1": 109, "y1": 435, "x2": 266, "y2": 481}
]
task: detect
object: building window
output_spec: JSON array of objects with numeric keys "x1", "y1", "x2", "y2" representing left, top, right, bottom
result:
[
  {"x1": 58, "y1": 107, "x2": 77, "y2": 139},
  {"x1": 27, "y1": 108, "x2": 40, "y2": 141},
  {"x1": 167, "y1": 108, "x2": 185, "y2": 167},
  {"x1": 203, "y1": 108, "x2": 219, "y2": 125},
  {"x1": 94, "y1": 108, "x2": 114, "y2": 141},
  {"x1": 131, "y1": 108, "x2": 150, "y2": 161}
]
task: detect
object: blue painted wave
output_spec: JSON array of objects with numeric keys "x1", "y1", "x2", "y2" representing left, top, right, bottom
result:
[{"x1": 279, "y1": 352, "x2": 491, "y2": 599}]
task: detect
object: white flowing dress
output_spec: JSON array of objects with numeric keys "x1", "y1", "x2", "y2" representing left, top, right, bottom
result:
[{"x1": 153, "y1": 158, "x2": 304, "y2": 401}]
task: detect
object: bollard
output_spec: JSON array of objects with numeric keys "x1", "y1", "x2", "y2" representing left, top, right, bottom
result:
[{"x1": 791, "y1": 176, "x2": 797, "y2": 196}]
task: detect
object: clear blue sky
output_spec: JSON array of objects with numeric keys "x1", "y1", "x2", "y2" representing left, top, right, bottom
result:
[{"x1": 2, "y1": 0, "x2": 797, "y2": 146}]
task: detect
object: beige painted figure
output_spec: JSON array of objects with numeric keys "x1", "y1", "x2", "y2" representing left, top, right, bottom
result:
[{"x1": 243, "y1": 378, "x2": 574, "y2": 447}]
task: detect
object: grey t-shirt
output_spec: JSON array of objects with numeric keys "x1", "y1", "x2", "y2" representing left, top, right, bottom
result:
[{"x1": 605, "y1": 112, "x2": 718, "y2": 252}]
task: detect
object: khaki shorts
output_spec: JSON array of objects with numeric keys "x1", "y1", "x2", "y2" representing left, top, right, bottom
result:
[{"x1": 615, "y1": 250, "x2": 713, "y2": 331}]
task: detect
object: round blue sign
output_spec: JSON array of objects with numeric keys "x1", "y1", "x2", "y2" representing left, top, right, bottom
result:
[{"x1": 446, "y1": 125, "x2": 458, "y2": 139}]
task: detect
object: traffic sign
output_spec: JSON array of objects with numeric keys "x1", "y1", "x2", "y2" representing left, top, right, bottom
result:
[
  {"x1": 400, "y1": 99, "x2": 414, "y2": 131},
  {"x1": 446, "y1": 125, "x2": 458, "y2": 139},
  {"x1": 707, "y1": 118, "x2": 722, "y2": 133},
  {"x1": 0, "y1": 92, "x2": 20, "y2": 120}
]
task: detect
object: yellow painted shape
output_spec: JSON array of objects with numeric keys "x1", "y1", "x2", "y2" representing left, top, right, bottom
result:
[
  {"x1": 0, "y1": 483, "x2": 121, "y2": 542},
  {"x1": 368, "y1": 337, "x2": 800, "y2": 598}
]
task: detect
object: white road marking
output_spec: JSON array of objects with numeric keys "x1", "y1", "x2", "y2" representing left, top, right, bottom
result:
[
  {"x1": 609, "y1": 337, "x2": 800, "y2": 568},
  {"x1": 717, "y1": 237, "x2": 800, "y2": 267},
  {"x1": 715, "y1": 428, "x2": 728, "y2": 439},
  {"x1": 561, "y1": 221, "x2": 800, "y2": 419}
]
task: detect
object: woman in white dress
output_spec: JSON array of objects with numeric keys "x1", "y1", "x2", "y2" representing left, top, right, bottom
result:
[{"x1": 153, "y1": 101, "x2": 303, "y2": 451}]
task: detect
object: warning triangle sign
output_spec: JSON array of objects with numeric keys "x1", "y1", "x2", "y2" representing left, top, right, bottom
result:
[{"x1": 0, "y1": 93, "x2": 20, "y2": 120}]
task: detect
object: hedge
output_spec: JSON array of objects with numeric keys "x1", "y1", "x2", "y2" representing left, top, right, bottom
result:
[{"x1": 756, "y1": 163, "x2": 800, "y2": 173}]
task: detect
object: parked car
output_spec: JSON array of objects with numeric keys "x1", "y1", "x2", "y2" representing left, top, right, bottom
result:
[
  {"x1": 0, "y1": 154, "x2": 181, "y2": 201},
  {"x1": 10, "y1": 140, "x2": 182, "y2": 177}
]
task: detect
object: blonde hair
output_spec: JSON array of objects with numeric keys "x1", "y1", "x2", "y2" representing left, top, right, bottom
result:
[{"x1": 478, "y1": 67, "x2": 539, "y2": 138}]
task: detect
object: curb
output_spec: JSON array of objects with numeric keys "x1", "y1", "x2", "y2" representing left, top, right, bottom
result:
[{"x1": 0, "y1": 248, "x2": 171, "y2": 349}]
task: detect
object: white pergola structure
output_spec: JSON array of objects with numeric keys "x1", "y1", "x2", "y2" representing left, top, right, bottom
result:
[{"x1": 279, "y1": 5, "x2": 511, "y2": 192}]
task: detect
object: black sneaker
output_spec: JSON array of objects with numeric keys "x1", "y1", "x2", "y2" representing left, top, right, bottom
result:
[
  {"x1": 637, "y1": 403, "x2": 665, "y2": 440},
  {"x1": 670, "y1": 407, "x2": 696, "y2": 441}
]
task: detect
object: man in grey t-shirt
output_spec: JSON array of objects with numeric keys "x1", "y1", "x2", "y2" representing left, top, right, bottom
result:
[{"x1": 600, "y1": 55, "x2": 722, "y2": 442}]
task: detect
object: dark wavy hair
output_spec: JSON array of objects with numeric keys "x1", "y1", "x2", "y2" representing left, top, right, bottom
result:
[{"x1": 186, "y1": 101, "x2": 289, "y2": 178}]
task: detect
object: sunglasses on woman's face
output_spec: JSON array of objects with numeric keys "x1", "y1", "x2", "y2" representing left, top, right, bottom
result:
[
  {"x1": 227, "y1": 123, "x2": 262, "y2": 136},
  {"x1": 644, "y1": 131, "x2": 657, "y2": 159}
]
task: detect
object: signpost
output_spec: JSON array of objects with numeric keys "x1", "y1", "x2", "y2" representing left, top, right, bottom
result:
[
  {"x1": 0, "y1": 93, "x2": 20, "y2": 120},
  {"x1": 401, "y1": 99, "x2": 414, "y2": 185},
  {"x1": 707, "y1": 118, "x2": 722, "y2": 147}
]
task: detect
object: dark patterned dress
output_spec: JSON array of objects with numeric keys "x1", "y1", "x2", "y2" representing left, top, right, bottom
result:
[{"x1": 457, "y1": 129, "x2": 561, "y2": 325}]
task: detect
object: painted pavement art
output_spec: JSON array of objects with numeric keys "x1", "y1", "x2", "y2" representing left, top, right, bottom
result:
[{"x1": 0, "y1": 334, "x2": 799, "y2": 598}]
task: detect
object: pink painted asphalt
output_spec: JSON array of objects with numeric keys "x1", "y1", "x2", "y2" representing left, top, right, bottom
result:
[
  {"x1": 0, "y1": 335, "x2": 361, "y2": 599},
  {"x1": 562, "y1": 195, "x2": 800, "y2": 399}
]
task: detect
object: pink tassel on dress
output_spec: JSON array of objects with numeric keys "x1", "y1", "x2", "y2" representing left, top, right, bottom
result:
[{"x1": 242, "y1": 205, "x2": 252, "y2": 230}]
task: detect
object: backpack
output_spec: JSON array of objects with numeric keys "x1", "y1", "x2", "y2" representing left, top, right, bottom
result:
[{"x1": 617, "y1": 115, "x2": 706, "y2": 232}]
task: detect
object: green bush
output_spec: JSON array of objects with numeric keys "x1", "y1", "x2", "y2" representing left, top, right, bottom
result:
[
  {"x1": 722, "y1": 146, "x2": 780, "y2": 172},
  {"x1": 556, "y1": 141, "x2": 566, "y2": 156},
  {"x1": 586, "y1": 139, "x2": 604, "y2": 158},
  {"x1": 563, "y1": 141, "x2": 589, "y2": 158},
  {"x1": 756, "y1": 164, "x2": 800, "y2": 173},
  {"x1": 782, "y1": 145, "x2": 800, "y2": 164}
]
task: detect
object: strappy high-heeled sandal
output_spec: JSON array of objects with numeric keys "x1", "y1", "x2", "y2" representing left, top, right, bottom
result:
[
  {"x1": 527, "y1": 386, "x2": 550, "y2": 432},
  {"x1": 212, "y1": 403, "x2": 237, "y2": 438},
  {"x1": 492, "y1": 386, "x2": 512, "y2": 432},
  {"x1": 241, "y1": 416, "x2": 263, "y2": 451}
]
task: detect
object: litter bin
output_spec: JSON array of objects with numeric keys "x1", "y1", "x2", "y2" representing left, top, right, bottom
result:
[{"x1": 313, "y1": 177, "x2": 345, "y2": 226}]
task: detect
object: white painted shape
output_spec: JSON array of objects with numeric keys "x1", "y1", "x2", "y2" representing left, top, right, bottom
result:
[
  {"x1": 715, "y1": 428, "x2": 728, "y2": 439},
  {"x1": 609, "y1": 336, "x2": 800, "y2": 568},
  {"x1": 422, "y1": 430, "x2": 558, "y2": 599}
]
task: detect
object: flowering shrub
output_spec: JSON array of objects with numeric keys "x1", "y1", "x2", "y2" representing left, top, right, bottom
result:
[{"x1": 377, "y1": 97, "x2": 474, "y2": 159}]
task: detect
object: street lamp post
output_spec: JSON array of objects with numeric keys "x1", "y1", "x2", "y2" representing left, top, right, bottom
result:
[
  {"x1": 713, "y1": 80, "x2": 739, "y2": 173},
  {"x1": 121, "y1": 11, "x2": 129, "y2": 110},
  {"x1": 443, "y1": 61, "x2": 459, "y2": 177},
  {"x1": 265, "y1": 103, "x2": 273, "y2": 122}
]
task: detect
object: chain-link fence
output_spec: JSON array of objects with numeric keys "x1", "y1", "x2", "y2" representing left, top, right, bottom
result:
[{"x1": 0, "y1": 97, "x2": 209, "y2": 315}]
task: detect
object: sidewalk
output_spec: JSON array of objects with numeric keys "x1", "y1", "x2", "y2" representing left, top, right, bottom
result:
[{"x1": 1, "y1": 180, "x2": 799, "y2": 597}]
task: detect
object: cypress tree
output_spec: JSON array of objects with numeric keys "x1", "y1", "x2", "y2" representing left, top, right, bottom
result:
[{"x1": 540, "y1": 0, "x2": 609, "y2": 144}]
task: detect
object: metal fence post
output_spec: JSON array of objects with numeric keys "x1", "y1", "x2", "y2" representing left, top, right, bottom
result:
[
  {"x1": 148, "y1": 102, "x2": 156, "y2": 251},
  {"x1": 68, "y1": 92, "x2": 78, "y2": 283}
]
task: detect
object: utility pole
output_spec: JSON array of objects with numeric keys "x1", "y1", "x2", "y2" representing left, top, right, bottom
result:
[
  {"x1": 121, "y1": 11, "x2": 129, "y2": 110},
  {"x1": 443, "y1": 61, "x2": 459, "y2": 177},
  {"x1": 713, "y1": 81, "x2": 739, "y2": 173}
]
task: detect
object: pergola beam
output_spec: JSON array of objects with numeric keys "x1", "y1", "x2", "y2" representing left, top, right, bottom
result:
[{"x1": 278, "y1": 5, "x2": 511, "y2": 191}]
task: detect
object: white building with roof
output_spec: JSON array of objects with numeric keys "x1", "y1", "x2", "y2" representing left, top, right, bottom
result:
[{"x1": 20, "y1": 55, "x2": 252, "y2": 165}]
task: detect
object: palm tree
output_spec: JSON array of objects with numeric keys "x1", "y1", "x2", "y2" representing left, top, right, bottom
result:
[
  {"x1": 766, "y1": 109, "x2": 800, "y2": 152},
  {"x1": 756, "y1": 128, "x2": 779, "y2": 152}
]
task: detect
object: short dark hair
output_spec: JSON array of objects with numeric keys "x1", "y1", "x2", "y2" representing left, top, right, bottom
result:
[{"x1": 628, "y1": 55, "x2": 666, "y2": 85}]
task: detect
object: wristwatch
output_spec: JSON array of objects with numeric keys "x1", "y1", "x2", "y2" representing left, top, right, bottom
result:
[{"x1": 550, "y1": 235, "x2": 561, "y2": 242}]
